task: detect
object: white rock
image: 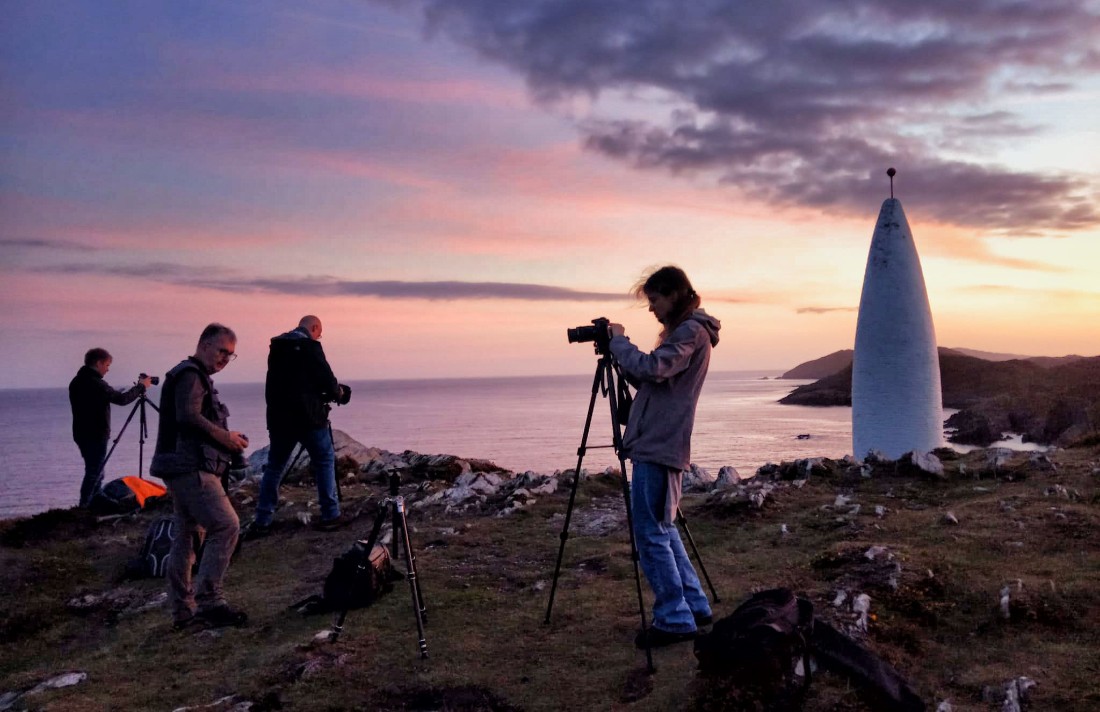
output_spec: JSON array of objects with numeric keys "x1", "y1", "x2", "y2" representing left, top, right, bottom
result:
[
  {"x1": 853, "y1": 593, "x2": 872, "y2": 632},
  {"x1": 864, "y1": 545, "x2": 890, "y2": 560},
  {"x1": 999, "y1": 585, "x2": 1011, "y2": 619},
  {"x1": 909, "y1": 451, "x2": 945, "y2": 477},
  {"x1": 715, "y1": 466, "x2": 742, "y2": 489}
]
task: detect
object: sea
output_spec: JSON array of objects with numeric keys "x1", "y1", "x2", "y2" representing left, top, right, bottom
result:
[{"x1": 0, "y1": 371, "x2": 1039, "y2": 520}]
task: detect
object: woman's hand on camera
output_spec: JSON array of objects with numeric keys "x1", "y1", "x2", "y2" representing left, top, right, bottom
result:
[{"x1": 609, "y1": 323, "x2": 626, "y2": 338}]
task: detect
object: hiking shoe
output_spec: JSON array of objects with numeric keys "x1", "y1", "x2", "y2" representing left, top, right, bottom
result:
[
  {"x1": 634, "y1": 626, "x2": 696, "y2": 649},
  {"x1": 196, "y1": 604, "x2": 248, "y2": 628},
  {"x1": 694, "y1": 612, "x2": 713, "y2": 627},
  {"x1": 242, "y1": 520, "x2": 272, "y2": 541},
  {"x1": 313, "y1": 512, "x2": 354, "y2": 532},
  {"x1": 172, "y1": 613, "x2": 198, "y2": 630}
]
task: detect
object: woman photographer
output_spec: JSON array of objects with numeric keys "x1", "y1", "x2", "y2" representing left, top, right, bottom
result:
[{"x1": 608, "y1": 265, "x2": 721, "y2": 648}]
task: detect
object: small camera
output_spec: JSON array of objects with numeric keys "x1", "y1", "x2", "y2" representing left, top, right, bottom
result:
[
  {"x1": 567, "y1": 317, "x2": 611, "y2": 352},
  {"x1": 334, "y1": 383, "x2": 352, "y2": 406},
  {"x1": 139, "y1": 373, "x2": 160, "y2": 386}
]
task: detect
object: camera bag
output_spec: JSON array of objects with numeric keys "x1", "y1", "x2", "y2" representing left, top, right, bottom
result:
[
  {"x1": 291, "y1": 539, "x2": 397, "y2": 615},
  {"x1": 695, "y1": 587, "x2": 925, "y2": 711},
  {"x1": 694, "y1": 587, "x2": 814, "y2": 703}
]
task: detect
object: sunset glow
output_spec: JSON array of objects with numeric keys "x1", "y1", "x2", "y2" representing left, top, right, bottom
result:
[{"x1": 2, "y1": 1, "x2": 1099, "y2": 388}]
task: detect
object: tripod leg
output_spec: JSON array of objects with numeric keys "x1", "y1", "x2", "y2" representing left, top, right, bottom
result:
[
  {"x1": 331, "y1": 504, "x2": 388, "y2": 641},
  {"x1": 394, "y1": 497, "x2": 428, "y2": 658},
  {"x1": 389, "y1": 472, "x2": 402, "y2": 560},
  {"x1": 606, "y1": 363, "x2": 654, "y2": 673},
  {"x1": 138, "y1": 396, "x2": 147, "y2": 479},
  {"x1": 96, "y1": 397, "x2": 144, "y2": 485},
  {"x1": 328, "y1": 422, "x2": 343, "y2": 503},
  {"x1": 676, "y1": 508, "x2": 720, "y2": 603},
  {"x1": 544, "y1": 362, "x2": 604, "y2": 625}
]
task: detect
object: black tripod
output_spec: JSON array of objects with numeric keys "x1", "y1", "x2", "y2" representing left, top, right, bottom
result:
[
  {"x1": 332, "y1": 471, "x2": 428, "y2": 658},
  {"x1": 545, "y1": 341, "x2": 719, "y2": 673},
  {"x1": 99, "y1": 391, "x2": 159, "y2": 481}
]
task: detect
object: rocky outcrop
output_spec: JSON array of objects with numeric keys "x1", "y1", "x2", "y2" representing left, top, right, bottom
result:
[{"x1": 245, "y1": 430, "x2": 511, "y2": 486}]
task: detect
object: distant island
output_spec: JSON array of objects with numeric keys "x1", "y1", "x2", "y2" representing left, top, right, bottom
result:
[{"x1": 778, "y1": 348, "x2": 1100, "y2": 447}]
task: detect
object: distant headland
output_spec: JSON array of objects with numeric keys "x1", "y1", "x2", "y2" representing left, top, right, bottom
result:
[{"x1": 778, "y1": 348, "x2": 1100, "y2": 448}]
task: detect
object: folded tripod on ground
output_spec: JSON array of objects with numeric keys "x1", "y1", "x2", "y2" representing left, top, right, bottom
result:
[{"x1": 331, "y1": 471, "x2": 428, "y2": 658}]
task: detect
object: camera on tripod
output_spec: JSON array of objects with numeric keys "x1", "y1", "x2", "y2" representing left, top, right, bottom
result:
[
  {"x1": 139, "y1": 372, "x2": 160, "y2": 386},
  {"x1": 567, "y1": 317, "x2": 611, "y2": 353}
]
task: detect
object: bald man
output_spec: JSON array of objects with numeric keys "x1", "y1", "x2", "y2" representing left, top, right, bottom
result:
[{"x1": 250, "y1": 316, "x2": 351, "y2": 535}]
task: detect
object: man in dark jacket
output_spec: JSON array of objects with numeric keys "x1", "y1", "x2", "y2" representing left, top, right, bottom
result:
[
  {"x1": 251, "y1": 315, "x2": 349, "y2": 534},
  {"x1": 150, "y1": 323, "x2": 249, "y2": 629},
  {"x1": 69, "y1": 348, "x2": 152, "y2": 507}
]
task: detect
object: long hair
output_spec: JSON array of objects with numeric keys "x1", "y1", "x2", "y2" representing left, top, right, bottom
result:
[{"x1": 632, "y1": 265, "x2": 701, "y2": 343}]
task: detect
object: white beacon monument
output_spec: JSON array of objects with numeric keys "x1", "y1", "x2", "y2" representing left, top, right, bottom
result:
[{"x1": 852, "y1": 168, "x2": 943, "y2": 459}]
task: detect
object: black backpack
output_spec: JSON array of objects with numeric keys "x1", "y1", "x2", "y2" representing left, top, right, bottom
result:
[
  {"x1": 91, "y1": 478, "x2": 140, "y2": 515},
  {"x1": 123, "y1": 516, "x2": 205, "y2": 579},
  {"x1": 695, "y1": 588, "x2": 926, "y2": 712},
  {"x1": 695, "y1": 587, "x2": 815, "y2": 703},
  {"x1": 292, "y1": 540, "x2": 397, "y2": 615}
]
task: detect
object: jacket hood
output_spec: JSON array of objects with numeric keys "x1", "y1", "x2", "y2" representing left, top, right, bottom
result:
[
  {"x1": 271, "y1": 326, "x2": 311, "y2": 344},
  {"x1": 688, "y1": 309, "x2": 721, "y2": 346}
]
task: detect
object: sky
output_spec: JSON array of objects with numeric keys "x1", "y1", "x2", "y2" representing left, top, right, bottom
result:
[{"x1": 2, "y1": 0, "x2": 1099, "y2": 389}]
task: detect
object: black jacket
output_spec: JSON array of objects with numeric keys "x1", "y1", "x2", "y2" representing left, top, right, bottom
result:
[
  {"x1": 68, "y1": 365, "x2": 144, "y2": 443},
  {"x1": 265, "y1": 327, "x2": 340, "y2": 433}
]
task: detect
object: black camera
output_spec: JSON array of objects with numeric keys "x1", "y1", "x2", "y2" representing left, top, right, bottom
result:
[
  {"x1": 567, "y1": 317, "x2": 611, "y2": 353},
  {"x1": 334, "y1": 383, "x2": 352, "y2": 406},
  {"x1": 139, "y1": 373, "x2": 160, "y2": 386}
]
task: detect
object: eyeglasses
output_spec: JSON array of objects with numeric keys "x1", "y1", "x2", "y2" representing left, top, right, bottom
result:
[{"x1": 217, "y1": 348, "x2": 238, "y2": 362}]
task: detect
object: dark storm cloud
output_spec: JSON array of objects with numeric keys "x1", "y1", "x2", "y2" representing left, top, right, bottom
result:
[
  {"x1": 406, "y1": 0, "x2": 1100, "y2": 232},
  {"x1": 40, "y1": 263, "x2": 623, "y2": 302}
]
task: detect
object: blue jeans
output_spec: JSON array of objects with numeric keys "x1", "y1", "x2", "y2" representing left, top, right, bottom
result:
[
  {"x1": 255, "y1": 427, "x2": 339, "y2": 525},
  {"x1": 76, "y1": 437, "x2": 108, "y2": 507},
  {"x1": 631, "y1": 461, "x2": 711, "y2": 633}
]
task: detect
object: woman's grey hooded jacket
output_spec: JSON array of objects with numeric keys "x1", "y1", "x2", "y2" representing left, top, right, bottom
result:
[{"x1": 608, "y1": 309, "x2": 721, "y2": 472}]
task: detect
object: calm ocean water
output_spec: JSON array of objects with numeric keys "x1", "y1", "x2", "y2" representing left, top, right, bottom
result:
[{"x1": 1, "y1": 371, "x2": 860, "y2": 519}]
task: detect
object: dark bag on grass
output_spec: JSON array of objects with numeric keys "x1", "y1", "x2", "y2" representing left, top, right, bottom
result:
[
  {"x1": 123, "y1": 516, "x2": 205, "y2": 579},
  {"x1": 91, "y1": 478, "x2": 140, "y2": 515},
  {"x1": 91, "y1": 476, "x2": 167, "y2": 515},
  {"x1": 695, "y1": 587, "x2": 926, "y2": 712},
  {"x1": 695, "y1": 587, "x2": 815, "y2": 701},
  {"x1": 291, "y1": 540, "x2": 396, "y2": 615}
]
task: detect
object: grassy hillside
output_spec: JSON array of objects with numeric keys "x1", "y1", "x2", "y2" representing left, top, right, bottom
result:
[{"x1": 2, "y1": 445, "x2": 1099, "y2": 711}]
